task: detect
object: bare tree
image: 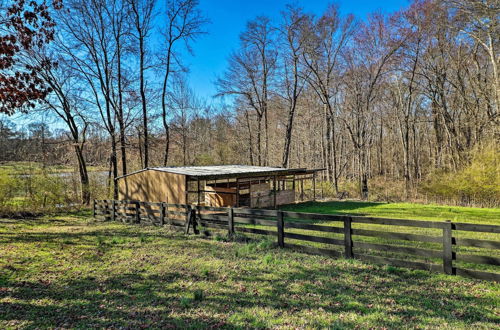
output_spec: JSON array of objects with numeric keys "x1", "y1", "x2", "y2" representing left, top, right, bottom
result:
[
  {"x1": 160, "y1": 0, "x2": 207, "y2": 166},
  {"x1": 33, "y1": 50, "x2": 91, "y2": 204},
  {"x1": 301, "y1": 4, "x2": 355, "y2": 193},
  {"x1": 343, "y1": 14, "x2": 406, "y2": 199},
  {"x1": 217, "y1": 16, "x2": 277, "y2": 166},
  {"x1": 57, "y1": 0, "x2": 121, "y2": 197},
  {"x1": 128, "y1": 0, "x2": 155, "y2": 168},
  {"x1": 278, "y1": 5, "x2": 308, "y2": 168}
]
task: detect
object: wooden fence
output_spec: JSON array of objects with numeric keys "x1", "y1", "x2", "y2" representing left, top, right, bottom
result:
[{"x1": 93, "y1": 199, "x2": 500, "y2": 282}]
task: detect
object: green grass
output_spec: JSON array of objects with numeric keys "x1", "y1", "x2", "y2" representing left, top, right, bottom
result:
[
  {"x1": 0, "y1": 161, "x2": 105, "y2": 175},
  {"x1": 1, "y1": 212, "x2": 499, "y2": 328},
  {"x1": 278, "y1": 201, "x2": 500, "y2": 273},
  {"x1": 280, "y1": 200, "x2": 500, "y2": 224}
]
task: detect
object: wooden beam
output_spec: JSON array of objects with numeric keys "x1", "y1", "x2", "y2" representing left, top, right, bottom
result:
[
  {"x1": 236, "y1": 178, "x2": 240, "y2": 207},
  {"x1": 313, "y1": 172, "x2": 316, "y2": 201},
  {"x1": 273, "y1": 175, "x2": 277, "y2": 208}
]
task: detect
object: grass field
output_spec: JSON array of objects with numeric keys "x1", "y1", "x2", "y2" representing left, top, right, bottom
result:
[
  {"x1": 1, "y1": 208, "x2": 499, "y2": 329},
  {"x1": 280, "y1": 200, "x2": 500, "y2": 224},
  {"x1": 0, "y1": 161, "x2": 105, "y2": 175},
  {"x1": 277, "y1": 201, "x2": 500, "y2": 274}
]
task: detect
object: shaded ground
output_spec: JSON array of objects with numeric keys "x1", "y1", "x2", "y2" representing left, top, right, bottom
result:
[{"x1": 0, "y1": 212, "x2": 499, "y2": 328}]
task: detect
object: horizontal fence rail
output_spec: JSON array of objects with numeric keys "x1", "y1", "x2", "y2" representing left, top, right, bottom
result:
[{"x1": 93, "y1": 199, "x2": 500, "y2": 282}]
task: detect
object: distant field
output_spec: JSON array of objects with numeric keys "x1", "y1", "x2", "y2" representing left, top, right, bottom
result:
[
  {"x1": 0, "y1": 161, "x2": 105, "y2": 175},
  {"x1": 0, "y1": 212, "x2": 499, "y2": 328},
  {"x1": 281, "y1": 200, "x2": 500, "y2": 225}
]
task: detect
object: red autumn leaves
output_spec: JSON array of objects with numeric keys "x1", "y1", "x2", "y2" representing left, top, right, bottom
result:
[{"x1": 1, "y1": 0, "x2": 60, "y2": 115}]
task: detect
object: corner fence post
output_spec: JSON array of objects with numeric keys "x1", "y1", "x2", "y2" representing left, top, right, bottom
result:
[
  {"x1": 277, "y1": 210, "x2": 284, "y2": 248},
  {"x1": 228, "y1": 207, "x2": 235, "y2": 237},
  {"x1": 111, "y1": 200, "x2": 116, "y2": 222},
  {"x1": 443, "y1": 220, "x2": 454, "y2": 275},
  {"x1": 159, "y1": 202, "x2": 165, "y2": 226},
  {"x1": 344, "y1": 216, "x2": 353, "y2": 258}
]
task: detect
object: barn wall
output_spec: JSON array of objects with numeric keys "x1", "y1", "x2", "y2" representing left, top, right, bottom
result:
[{"x1": 117, "y1": 170, "x2": 186, "y2": 204}]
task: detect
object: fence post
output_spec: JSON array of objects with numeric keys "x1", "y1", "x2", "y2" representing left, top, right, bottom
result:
[
  {"x1": 443, "y1": 220, "x2": 454, "y2": 275},
  {"x1": 135, "y1": 202, "x2": 140, "y2": 224},
  {"x1": 159, "y1": 202, "x2": 165, "y2": 226},
  {"x1": 92, "y1": 200, "x2": 96, "y2": 218},
  {"x1": 111, "y1": 200, "x2": 116, "y2": 222},
  {"x1": 344, "y1": 216, "x2": 353, "y2": 258},
  {"x1": 228, "y1": 207, "x2": 235, "y2": 236},
  {"x1": 277, "y1": 210, "x2": 284, "y2": 248},
  {"x1": 191, "y1": 209, "x2": 199, "y2": 235},
  {"x1": 184, "y1": 206, "x2": 192, "y2": 234}
]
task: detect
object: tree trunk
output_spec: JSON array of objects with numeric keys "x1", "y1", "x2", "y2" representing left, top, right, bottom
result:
[
  {"x1": 139, "y1": 33, "x2": 149, "y2": 168},
  {"x1": 74, "y1": 145, "x2": 90, "y2": 205},
  {"x1": 110, "y1": 135, "x2": 118, "y2": 199}
]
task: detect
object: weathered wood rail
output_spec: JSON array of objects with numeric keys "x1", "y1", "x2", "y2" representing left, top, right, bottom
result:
[{"x1": 93, "y1": 199, "x2": 500, "y2": 282}]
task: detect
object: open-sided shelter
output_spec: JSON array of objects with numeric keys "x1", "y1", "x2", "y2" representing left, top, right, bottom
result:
[{"x1": 117, "y1": 165, "x2": 323, "y2": 208}]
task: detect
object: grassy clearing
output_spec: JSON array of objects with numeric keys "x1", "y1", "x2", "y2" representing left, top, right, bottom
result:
[
  {"x1": 1, "y1": 212, "x2": 499, "y2": 328},
  {"x1": 0, "y1": 161, "x2": 105, "y2": 175},
  {"x1": 280, "y1": 200, "x2": 500, "y2": 224},
  {"x1": 277, "y1": 201, "x2": 500, "y2": 273}
]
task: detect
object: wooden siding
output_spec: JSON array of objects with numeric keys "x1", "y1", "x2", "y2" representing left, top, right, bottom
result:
[{"x1": 117, "y1": 170, "x2": 186, "y2": 204}]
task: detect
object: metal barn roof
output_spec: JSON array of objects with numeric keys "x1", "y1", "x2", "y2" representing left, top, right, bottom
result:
[
  {"x1": 150, "y1": 165, "x2": 305, "y2": 178},
  {"x1": 115, "y1": 165, "x2": 318, "y2": 180}
]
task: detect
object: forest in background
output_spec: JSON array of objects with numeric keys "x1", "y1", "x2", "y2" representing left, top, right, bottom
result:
[{"x1": 0, "y1": 0, "x2": 498, "y2": 211}]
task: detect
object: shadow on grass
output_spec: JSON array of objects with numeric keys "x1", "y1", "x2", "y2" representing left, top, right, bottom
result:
[
  {"x1": 1, "y1": 257, "x2": 497, "y2": 328},
  {"x1": 1, "y1": 218, "x2": 498, "y2": 328}
]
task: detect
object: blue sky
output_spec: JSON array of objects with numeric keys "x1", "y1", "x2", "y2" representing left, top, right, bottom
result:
[
  {"x1": 2, "y1": 0, "x2": 411, "y2": 130},
  {"x1": 187, "y1": 0, "x2": 411, "y2": 101}
]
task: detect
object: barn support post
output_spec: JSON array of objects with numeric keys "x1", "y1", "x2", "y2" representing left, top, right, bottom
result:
[
  {"x1": 184, "y1": 176, "x2": 189, "y2": 204},
  {"x1": 300, "y1": 178, "x2": 304, "y2": 201},
  {"x1": 197, "y1": 178, "x2": 201, "y2": 205},
  {"x1": 313, "y1": 172, "x2": 316, "y2": 201},
  {"x1": 443, "y1": 220, "x2": 454, "y2": 275},
  {"x1": 273, "y1": 175, "x2": 277, "y2": 208},
  {"x1": 321, "y1": 177, "x2": 324, "y2": 200},
  {"x1": 236, "y1": 178, "x2": 240, "y2": 207}
]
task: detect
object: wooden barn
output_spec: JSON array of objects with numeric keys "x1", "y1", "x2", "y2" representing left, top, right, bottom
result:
[{"x1": 116, "y1": 165, "x2": 323, "y2": 208}]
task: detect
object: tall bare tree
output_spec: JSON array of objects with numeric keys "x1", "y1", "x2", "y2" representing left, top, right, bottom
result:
[
  {"x1": 301, "y1": 4, "x2": 355, "y2": 193},
  {"x1": 160, "y1": 0, "x2": 206, "y2": 166},
  {"x1": 217, "y1": 16, "x2": 277, "y2": 166},
  {"x1": 128, "y1": 0, "x2": 155, "y2": 168},
  {"x1": 278, "y1": 5, "x2": 308, "y2": 168}
]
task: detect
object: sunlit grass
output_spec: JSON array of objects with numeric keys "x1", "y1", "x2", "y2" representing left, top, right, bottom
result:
[
  {"x1": 0, "y1": 214, "x2": 499, "y2": 328},
  {"x1": 0, "y1": 161, "x2": 106, "y2": 175},
  {"x1": 280, "y1": 200, "x2": 500, "y2": 224}
]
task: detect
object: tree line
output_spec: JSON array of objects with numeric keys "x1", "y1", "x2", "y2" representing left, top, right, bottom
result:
[{"x1": 0, "y1": 0, "x2": 498, "y2": 206}]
